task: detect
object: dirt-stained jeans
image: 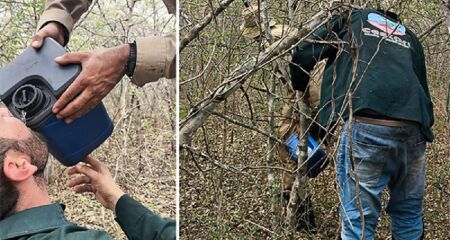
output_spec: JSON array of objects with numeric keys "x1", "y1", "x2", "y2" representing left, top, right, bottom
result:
[{"x1": 337, "y1": 121, "x2": 426, "y2": 240}]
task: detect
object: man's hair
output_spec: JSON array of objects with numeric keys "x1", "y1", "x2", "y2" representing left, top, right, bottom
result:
[
  {"x1": 0, "y1": 132, "x2": 48, "y2": 220},
  {"x1": 376, "y1": 9, "x2": 400, "y2": 21}
]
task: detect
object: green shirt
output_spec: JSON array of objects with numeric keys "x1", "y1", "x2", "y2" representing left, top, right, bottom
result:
[
  {"x1": 0, "y1": 195, "x2": 175, "y2": 240},
  {"x1": 290, "y1": 8, "x2": 434, "y2": 141}
]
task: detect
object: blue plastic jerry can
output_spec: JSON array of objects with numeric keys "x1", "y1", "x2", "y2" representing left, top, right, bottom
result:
[
  {"x1": 285, "y1": 133, "x2": 329, "y2": 178},
  {"x1": 0, "y1": 38, "x2": 113, "y2": 166}
]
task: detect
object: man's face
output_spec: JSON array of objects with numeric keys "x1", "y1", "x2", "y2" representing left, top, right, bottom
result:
[
  {"x1": 0, "y1": 108, "x2": 32, "y2": 140},
  {"x1": 0, "y1": 107, "x2": 49, "y2": 220}
]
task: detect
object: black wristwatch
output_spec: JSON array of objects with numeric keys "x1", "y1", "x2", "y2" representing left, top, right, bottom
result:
[{"x1": 125, "y1": 41, "x2": 137, "y2": 77}]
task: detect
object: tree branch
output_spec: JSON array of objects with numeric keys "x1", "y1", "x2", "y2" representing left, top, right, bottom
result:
[
  {"x1": 180, "y1": 0, "x2": 236, "y2": 52},
  {"x1": 179, "y1": 2, "x2": 343, "y2": 146}
]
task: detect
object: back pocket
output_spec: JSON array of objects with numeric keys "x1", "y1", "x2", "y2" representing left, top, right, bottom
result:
[{"x1": 350, "y1": 133, "x2": 391, "y2": 185}]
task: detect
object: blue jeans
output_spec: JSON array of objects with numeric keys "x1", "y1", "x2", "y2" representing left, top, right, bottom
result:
[{"x1": 337, "y1": 121, "x2": 426, "y2": 240}]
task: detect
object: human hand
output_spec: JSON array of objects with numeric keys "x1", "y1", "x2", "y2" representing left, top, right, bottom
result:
[
  {"x1": 31, "y1": 22, "x2": 66, "y2": 48},
  {"x1": 66, "y1": 156, "x2": 125, "y2": 212},
  {"x1": 52, "y1": 44, "x2": 130, "y2": 124}
]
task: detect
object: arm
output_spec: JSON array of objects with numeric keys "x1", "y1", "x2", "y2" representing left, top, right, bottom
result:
[
  {"x1": 47, "y1": 35, "x2": 175, "y2": 123},
  {"x1": 289, "y1": 15, "x2": 345, "y2": 92},
  {"x1": 35, "y1": 0, "x2": 93, "y2": 46},
  {"x1": 132, "y1": 35, "x2": 176, "y2": 87},
  {"x1": 31, "y1": 1, "x2": 176, "y2": 123},
  {"x1": 67, "y1": 157, "x2": 175, "y2": 240},
  {"x1": 33, "y1": 0, "x2": 174, "y2": 47},
  {"x1": 115, "y1": 195, "x2": 176, "y2": 240}
]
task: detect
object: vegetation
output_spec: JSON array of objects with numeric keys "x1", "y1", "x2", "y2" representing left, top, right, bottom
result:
[
  {"x1": 180, "y1": 0, "x2": 450, "y2": 239},
  {"x1": 0, "y1": 0, "x2": 176, "y2": 239}
]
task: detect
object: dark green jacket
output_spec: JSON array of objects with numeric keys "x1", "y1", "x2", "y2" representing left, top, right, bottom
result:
[
  {"x1": 0, "y1": 195, "x2": 175, "y2": 240},
  {"x1": 290, "y1": 8, "x2": 434, "y2": 141}
]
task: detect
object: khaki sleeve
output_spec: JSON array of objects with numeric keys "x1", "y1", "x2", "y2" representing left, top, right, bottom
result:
[
  {"x1": 162, "y1": 0, "x2": 176, "y2": 14},
  {"x1": 132, "y1": 34, "x2": 176, "y2": 87},
  {"x1": 37, "y1": 0, "x2": 92, "y2": 35}
]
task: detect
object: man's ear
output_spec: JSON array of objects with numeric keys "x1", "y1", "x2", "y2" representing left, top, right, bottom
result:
[{"x1": 3, "y1": 150, "x2": 37, "y2": 182}]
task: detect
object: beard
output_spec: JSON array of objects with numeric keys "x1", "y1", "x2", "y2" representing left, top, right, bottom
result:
[
  {"x1": 0, "y1": 131, "x2": 48, "y2": 220},
  {"x1": 0, "y1": 167, "x2": 19, "y2": 220}
]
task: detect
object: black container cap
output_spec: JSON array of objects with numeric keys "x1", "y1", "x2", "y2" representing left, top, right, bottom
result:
[{"x1": 12, "y1": 84, "x2": 47, "y2": 116}]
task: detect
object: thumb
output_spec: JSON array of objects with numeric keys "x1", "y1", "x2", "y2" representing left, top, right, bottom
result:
[{"x1": 55, "y1": 52, "x2": 87, "y2": 65}]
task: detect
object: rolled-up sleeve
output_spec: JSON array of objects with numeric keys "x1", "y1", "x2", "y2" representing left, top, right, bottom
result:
[
  {"x1": 37, "y1": 0, "x2": 92, "y2": 36},
  {"x1": 162, "y1": 0, "x2": 176, "y2": 14},
  {"x1": 132, "y1": 34, "x2": 176, "y2": 87}
]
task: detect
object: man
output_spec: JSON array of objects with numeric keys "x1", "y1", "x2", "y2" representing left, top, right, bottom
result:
[
  {"x1": 31, "y1": 0, "x2": 176, "y2": 124},
  {"x1": 290, "y1": 8, "x2": 433, "y2": 240},
  {"x1": 239, "y1": 4, "x2": 325, "y2": 229},
  {"x1": 0, "y1": 108, "x2": 175, "y2": 239}
]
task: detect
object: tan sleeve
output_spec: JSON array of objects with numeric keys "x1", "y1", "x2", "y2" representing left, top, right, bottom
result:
[
  {"x1": 162, "y1": 0, "x2": 176, "y2": 14},
  {"x1": 132, "y1": 34, "x2": 176, "y2": 87},
  {"x1": 37, "y1": 0, "x2": 92, "y2": 34}
]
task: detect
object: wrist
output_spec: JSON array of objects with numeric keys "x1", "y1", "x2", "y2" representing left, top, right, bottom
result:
[
  {"x1": 110, "y1": 190, "x2": 126, "y2": 213},
  {"x1": 117, "y1": 44, "x2": 130, "y2": 65}
]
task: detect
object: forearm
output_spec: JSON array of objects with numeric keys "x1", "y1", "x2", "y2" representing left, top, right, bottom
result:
[{"x1": 289, "y1": 15, "x2": 344, "y2": 91}]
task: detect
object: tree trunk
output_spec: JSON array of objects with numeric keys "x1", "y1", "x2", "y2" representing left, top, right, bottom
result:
[{"x1": 285, "y1": 92, "x2": 313, "y2": 233}]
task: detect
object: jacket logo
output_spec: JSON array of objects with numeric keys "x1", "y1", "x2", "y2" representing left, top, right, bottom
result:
[
  {"x1": 362, "y1": 27, "x2": 411, "y2": 48},
  {"x1": 367, "y1": 13, "x2": 406, "y2": 36}
]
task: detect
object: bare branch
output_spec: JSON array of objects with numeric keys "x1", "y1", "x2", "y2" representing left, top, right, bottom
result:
[
  {"x1": 179, "y1": 4, "x2": 344, "y2": 146},
  {"x1": 179, "y1": 0, "x2": 236, "y2": 52}
]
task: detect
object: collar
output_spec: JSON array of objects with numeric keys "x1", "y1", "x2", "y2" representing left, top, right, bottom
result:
[{"x1": 0, "y1": 204, "x2": 71, "y2": 239}]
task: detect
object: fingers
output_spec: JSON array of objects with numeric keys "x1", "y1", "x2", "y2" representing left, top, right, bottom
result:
[
  {"x1": 56, "y1": 88, "x2": 92, "y2": 122},
  {"x1": 31, "y1": 34, "x2": 44, "y2": 49},
  {"x1": 31, "y1": 22, "x2": 65, "y2": 49},
  {"x1": 73, "y1": 184, "x2": 94, "y2": 194},
  {"x1": 52, "y1": 52, "x2": 90, "y2": 115},
  {"x1": 67, "y1": 165, "x2": 80, "y2": 175},
  {"x1": 67, "y1": 175, "x2": 91, "y2": 188},
  {"x1": 82, "y1": 156, "x2": 105, "y2": 172},
  {"x1": 55, "y1": 52, "x2": 87, "y2": 65},
  {"x1": 67, "y1": 164, "x2": 99, "y2": 181},
  {"x1": 63, "y1": 95, "x2": 102, "y2": 124},
  {"x1": 53, "y1": 75, "x2": 85, "y2": 114}
]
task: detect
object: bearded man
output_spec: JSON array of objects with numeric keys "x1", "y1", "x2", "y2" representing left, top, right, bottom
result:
[{"x1": 0, "y1": 108, "x2": 175, "y2": 239}]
